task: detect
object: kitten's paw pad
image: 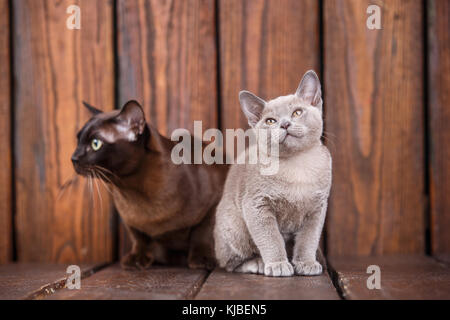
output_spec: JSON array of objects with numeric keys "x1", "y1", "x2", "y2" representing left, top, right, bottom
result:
[
  {"x1": 235, "y1": 257, "x2": 264, "y2": 274},
  {"x1": 293, "y1": 260, "x2": 322, "y2": 276},
  {"x1": 120, "y1": 252, "x2": 154, "y2": 270},
  {"x1": 264, "y1": 261, "x2": 294, "y2": 277}
]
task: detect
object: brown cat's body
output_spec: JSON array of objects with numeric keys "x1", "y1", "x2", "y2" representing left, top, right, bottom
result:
[
  {"x1": 114, "y1": 127, "x2": 227, "y2": 269},
  {"x1": 71, "y1": 101, "x2": 228, "y2": 270}
]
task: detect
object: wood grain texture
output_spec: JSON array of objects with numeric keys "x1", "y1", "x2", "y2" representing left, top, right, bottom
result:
[
  {"x1": 218, "y1": 0, "x2": 320, "y2": 130},
  {"x1": 196, "y1": 269, "x2": 339, "y2": 300},
  {"x1": 0, "y1": 263, "x2": 100, "y2": 300},
  {"x1": 117, "y1": 0, "x2": 218, "y2": 134},
  {"x1": 14, "y1": 0, "x2": 114, "y2": 262},
  {"x1": 329, "y1": 255, "x2": 450, "y2": 299},
  {"x1": 428, "y1": 0, "x2": 450, "y2": 254},
  {"x1": 0, "y1": 0, "x2": 12, "y2": 264},
  {"x1": 47, "y1": 264, "x2": 207, "y2": 299},
  {"x1": 324, "y1": 0, "x2": 425, "y2": 256},
  {"x1": 117, "y1": 0, "x2": 218, "y2": 255}
]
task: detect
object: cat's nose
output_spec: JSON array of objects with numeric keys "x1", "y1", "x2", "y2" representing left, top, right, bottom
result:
[
  {"x1": 71, "y1": 155, "x2": 79, "y2": 164},
  {"x1": 280, "y1": 120, "x2": 291, "y2": 129}
]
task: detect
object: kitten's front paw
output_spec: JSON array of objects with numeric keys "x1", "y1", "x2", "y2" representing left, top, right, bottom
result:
[
  {"x1": 120, "y1": 252, "x2": 154, "y2": 270},
  {"x1": 235, "y1": 257, "x2": 264, "y2": 274},
  {"x1": 264, "y1": 260, "x2": 294, "y2": 277},
  {"x1": 292, "y1": 260, "x2": 322, "y2": 276}
]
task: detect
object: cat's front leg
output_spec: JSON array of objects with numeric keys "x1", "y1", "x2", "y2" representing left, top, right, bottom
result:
[
  {"x1": 243, "y1": 200, "x2": 294, "y2": 277},
  {"x1": 292, "y1": 203, "x2": 327, "y2": 276},
  {"x1": 121, "y1": 225, "x2": 154, "y2": 270}
]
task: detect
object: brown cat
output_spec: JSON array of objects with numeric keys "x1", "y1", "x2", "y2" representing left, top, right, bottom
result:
[{"x1": 71, "y1": 100, "x2": 228, "y2": 270}]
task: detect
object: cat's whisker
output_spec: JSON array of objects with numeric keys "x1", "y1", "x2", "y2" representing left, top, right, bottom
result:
[
  {"x1": 93, "y1": 172, "x2": 103, "y2": 213},
  {"x1": 57, "y1": 173, "x2": 78, "y2": 200},
  {"x1": 94, "y1": 165, "x2": 122, "y2": 186},
  {"x1": 95, "y1": 168, "x2": 115, "y2": 185},
  {"x1": 95, "y1": 171, "x2": 114, "y2": 195},
  {"x1": 86, "y1": 176, "x2": 94, "y2": 214},
  {"x1": 88, "y1": 174, "x2": 94, "y2": 209}
]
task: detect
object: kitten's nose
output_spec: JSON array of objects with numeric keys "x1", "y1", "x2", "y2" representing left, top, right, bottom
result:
[{"x1": 280, "y1": 120, "x2": 291, "y2": 129}]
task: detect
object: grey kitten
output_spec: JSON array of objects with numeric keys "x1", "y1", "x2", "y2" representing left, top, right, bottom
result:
[{"x1": 214, "y1": 70, "x2": 332, "y2": 277}]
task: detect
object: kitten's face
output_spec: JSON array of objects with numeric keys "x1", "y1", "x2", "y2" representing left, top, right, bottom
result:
[
  {"x1": 240, "y1": 70, "x2": 323, "y2": 155},
  {"x1": 71, "y1": 100, "x2": 148, "y2": 178}
]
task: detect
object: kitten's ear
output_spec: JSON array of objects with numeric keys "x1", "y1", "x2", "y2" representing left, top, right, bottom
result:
[
  {"x1": 239, "y1": 91, "x2": 266, "y2": 127},
  {"x1": 116, "y1": 100, "x2": 146, "y2": 140},
  {"x1": 82, "y1": 101, "x2": 103, "y2": 115},
  {"x1": 295, "y1": 70, "x2": 322, "y2": 110}
]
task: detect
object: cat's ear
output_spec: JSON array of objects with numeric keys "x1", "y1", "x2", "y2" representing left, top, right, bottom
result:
[
  {"x1": 116, "y1": 100, "x2": 146, "y2": 140},
  {"x1": 295, "y1": 70, "x2": 322, "y2": 110},
  {"x1": 239, "y1": 91, "x2": 266, "y2": 127},
  {"x1": 82, "y1": 101, "x2": 103, "y2": 115}
]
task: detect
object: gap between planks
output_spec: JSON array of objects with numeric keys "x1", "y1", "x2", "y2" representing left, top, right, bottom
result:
[
  {"x1": 327, "y1": 255, "x2": 450, "y2": 300},
  {"x1": 25, "y1": 263, "x2": 111, "y2": 300}
]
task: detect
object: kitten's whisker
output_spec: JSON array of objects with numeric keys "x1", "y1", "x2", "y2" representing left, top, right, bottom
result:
[
  {"x1": 321, "y1": 135, "x2": 337, "y2": 152},
  {"x1": 322, "y1": 130, "x2": 337, "y2": 138}
]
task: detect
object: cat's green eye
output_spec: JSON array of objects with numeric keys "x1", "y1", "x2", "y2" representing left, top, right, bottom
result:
[
  {"x1": 91, "y1": 139, "x2": 103, "y2": 151},
  {"x1": 265, "y1": 118, "x2": 277, "y2": 125},
  {"x1": 292, "y1": 110, "x2": 303, "y2": 117}
]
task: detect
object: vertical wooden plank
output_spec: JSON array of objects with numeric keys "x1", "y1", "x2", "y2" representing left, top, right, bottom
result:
[
  {"x1": 14, "y1": 0, "x2": 114, "y2": 262},
  {"x1": 219, "y1": 0, "x2": 320, "y2": 130},
  {"x1": 324, "y1": 0, "x2": 425, "y2": 256},
  {"x1": 117, "y1": 0, "x2": 218, "y2": 255},
  {"x1": 117, "y1": 0, "x2": 218, "y2": 134},
  {"x1": 0, "y1": 0, "x2": 12, "y2": 264},
  {"x1": 428, "y1": 0, "x2": 450, "y2": 255}
]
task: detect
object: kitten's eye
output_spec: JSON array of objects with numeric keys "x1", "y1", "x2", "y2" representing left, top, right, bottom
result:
[
  {"x1": 292, "y1": 110, "x2": 303, "y2": 117},
  {"x1": 265, "y1": 118, "x2": 277, "y2": 125},
  {"x1": 91, "y1": 139, "x2": 103, "y2": 151}
]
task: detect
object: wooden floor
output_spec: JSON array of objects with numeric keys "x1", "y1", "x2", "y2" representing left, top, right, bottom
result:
[{"x1": 0, "y1": 255, "x2": 449, "y2": 300}]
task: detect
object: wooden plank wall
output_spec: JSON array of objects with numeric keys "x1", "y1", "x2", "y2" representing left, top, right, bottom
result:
[
  {"x1": 13, "y1": 0, "x2": 114, "y2": 262},
  {"x1": 0, "y1": 0, "x2": 12, "y2": 264},
  {"x1": 428, "y1": 0, "x2": 450, "y2": 255},
  {"x1": 116, "y1": 0, "x2": 218, "y2": 255},
  {"x1": 0, "y1": 0, "x2": 448, "y2": 263},
  {"x1": 218, "y1": 0, "x2": 320, "y2": 130},
  {"x1": 324, "y1": 0, "x2": 425, "y2": 256}
]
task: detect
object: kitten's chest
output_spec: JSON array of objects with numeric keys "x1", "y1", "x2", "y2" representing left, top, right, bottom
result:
[
  {"x1": 267, "y1": 153, "x2": 331, "y2": 233},
  {"x1": 270, "y1": 187, "x2": 326, "y2": 234}
]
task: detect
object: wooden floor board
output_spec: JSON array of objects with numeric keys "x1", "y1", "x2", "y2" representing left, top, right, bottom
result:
[
  {"x1": 196, "y1": 269, "x2": 340, "y2": 300},
  {"x1": 0, "y1": 263, "x2": 102, "y2": 300},
  {"x1": 329, "y1": 255, "x2": 450, "y2": 300},
  {"x1": 47, "y1": 264, "x2": 208, "y2": 300},
  {"x1": 435, "y1": 254, "x2": 450, "y2": 266}
]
